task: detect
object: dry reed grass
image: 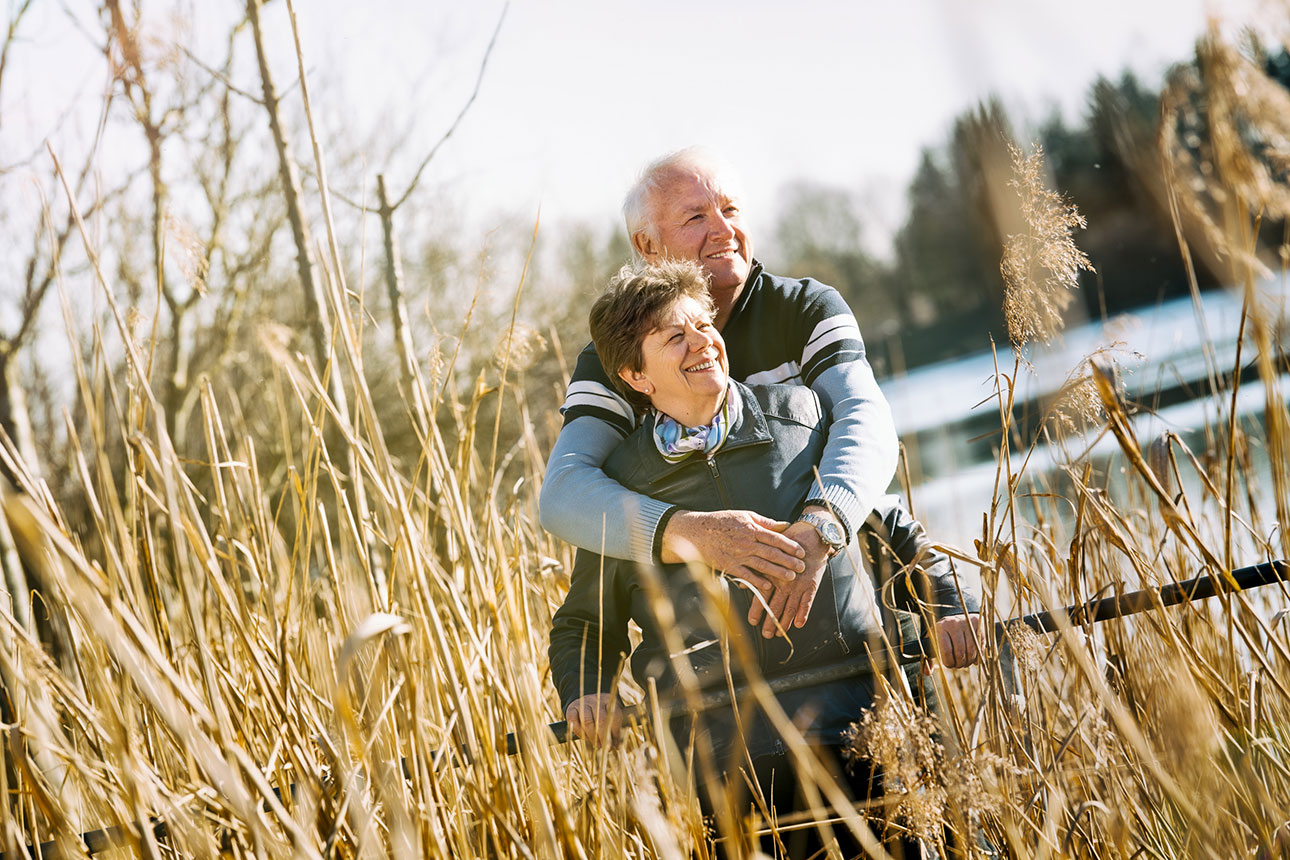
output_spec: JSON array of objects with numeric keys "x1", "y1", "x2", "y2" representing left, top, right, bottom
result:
[{"x1": 0, "y1": 23, "x2": 1288, "y2": 860}]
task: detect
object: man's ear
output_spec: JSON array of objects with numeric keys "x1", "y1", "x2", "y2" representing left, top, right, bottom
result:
[
  {"x1": 618, "y1": 367, "x2": 651, "y2": 395},
  {"x1": 632, "y1": 230, "x2": 660, "y2": 261}
]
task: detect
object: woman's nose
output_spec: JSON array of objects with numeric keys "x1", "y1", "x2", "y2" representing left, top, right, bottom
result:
[{"x1": 686, "y1": 326, "x2": 713, "y2": 349}]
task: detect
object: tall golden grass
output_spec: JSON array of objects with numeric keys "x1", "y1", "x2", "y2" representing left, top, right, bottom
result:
[{"x1": 2, "y1": 24, "x2": 1289, "y2": 860}]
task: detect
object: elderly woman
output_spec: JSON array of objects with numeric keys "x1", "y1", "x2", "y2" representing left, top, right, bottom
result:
[{"x1": 548, "y1": 261, "x2": 979, "y2": 856}]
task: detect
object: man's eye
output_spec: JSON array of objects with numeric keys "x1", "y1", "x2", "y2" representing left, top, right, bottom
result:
[{"x1": 687, "y1": 214, "x2": 704, "y2": 224}]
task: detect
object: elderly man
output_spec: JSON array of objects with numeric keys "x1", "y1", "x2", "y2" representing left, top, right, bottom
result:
[{"x1": 540, "y1": 147, "x2": 898, "y2": 634}]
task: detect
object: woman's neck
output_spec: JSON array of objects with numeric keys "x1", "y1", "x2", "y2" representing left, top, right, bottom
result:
[{"x1": 655, "y1": 388, "x2": 726, "y2": 429}]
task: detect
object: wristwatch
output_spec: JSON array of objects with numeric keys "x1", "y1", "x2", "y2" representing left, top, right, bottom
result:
[{"x1": 798, "y1": 512, "x2": 846, "y2": 557}]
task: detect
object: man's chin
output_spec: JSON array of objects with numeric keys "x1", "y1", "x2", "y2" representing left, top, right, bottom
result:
[{"x1": 704, "y1": 266, "x2": 749, "y2": 292}]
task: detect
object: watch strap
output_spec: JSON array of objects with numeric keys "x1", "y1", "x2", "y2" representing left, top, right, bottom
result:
[
  {"x1": 803, "y1": 497, "x2": 852, "y2": 545},
  {"x1": 799, "y1": 511, "x2": 845, "y2": 557}
]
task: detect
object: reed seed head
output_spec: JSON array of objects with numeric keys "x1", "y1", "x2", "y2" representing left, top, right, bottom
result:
[
  {"x1": 845, "y1": 697, "x2": 947, "y2": 841},
  {"x1": 493, "y1": 322, "x2": 547, "y2": 373},
  {"x1": 1000, "y1": 143, "x2": 1094, "y2": 349}
]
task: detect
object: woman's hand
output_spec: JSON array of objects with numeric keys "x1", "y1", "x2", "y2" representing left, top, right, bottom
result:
[
  {"x1": 565, "y1": 693, "x2": 622, "y2": 748},
  {"x1": 933, "y1": 613, "x2": 983, "y2": 668}
]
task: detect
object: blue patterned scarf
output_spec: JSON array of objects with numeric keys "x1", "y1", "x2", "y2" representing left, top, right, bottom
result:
[{"x1": 652, "y1": 384, "x2": 739, "y2": 463}]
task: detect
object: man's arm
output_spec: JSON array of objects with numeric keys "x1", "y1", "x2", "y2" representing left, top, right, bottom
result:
[
  {"x1": 808, "y1": 358, "x2": 899, "y2": 537},
  {"x1": 540, "y1": 415, "x2": 806, "y2": 583},
  {"x1": 867, "y1": 495, "x2": 983, "y2": 671},
  {"x1": 539, "y1": 415, "x2": 672, "y2": 563},
  {"x1": 747, "y1": 288, "x2": 899, "y2": 635},
  {"x1": 874, "y1": 494, "x2": 980, "y2": 620}
]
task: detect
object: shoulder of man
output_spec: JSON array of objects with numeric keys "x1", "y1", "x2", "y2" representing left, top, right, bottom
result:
[
  {"x1": 558, "y1": 340, "x2": 637, "y2": 436},
  {"x1": 734, "y1": 267, "x2": 869, "y2": 388},
  {"x1": 750, "y1": 267, "x2": 846, "y2": 307}
]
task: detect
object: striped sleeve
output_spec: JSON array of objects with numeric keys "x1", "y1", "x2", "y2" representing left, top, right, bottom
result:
[
  {"x1": 560, "y1": 342, "x2": 637, "y2": 437},
  {"x1": 797, "y1": 289, "x2": 868, "y2": 386},
  {"x1": 743, "y1": 360, "x2": 802, "y2": 386}
]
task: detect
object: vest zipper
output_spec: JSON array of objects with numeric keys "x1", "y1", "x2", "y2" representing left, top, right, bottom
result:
[
  {"x1": 646, "y1": 435, "x2": 771, "y2": 488},
  {"x1": 831, "y1": 564, "x2": 850, "y2": 655},
  {"x1": 703, "y1": 453, "x2": 769, "y2": 668},
  {"x1": 704, "y1": 454, "x2": 734, "y2": 509}
]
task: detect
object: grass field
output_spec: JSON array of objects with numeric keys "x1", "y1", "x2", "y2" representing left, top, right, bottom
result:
[
  {"x1": 2, "y1": 22, "x2": 1289, "y2": 860},
  {"x1": 2, "y1": 228, "x2": 1288, "y2": 860}
]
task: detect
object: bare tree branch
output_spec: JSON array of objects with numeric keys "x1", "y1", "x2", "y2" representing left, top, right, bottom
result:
[
  {"x1": 10, "y1": 81, "x2": 124, "y2": 352},
  {"x1": 390, "y1": 3, "x2": 507, "y2": 211},
  {"x1": 11, "y1": 170, "x2": 133, "y2": 352},
  {"x1": 0, "y1": 0, "x2": 37, "y2": 129},
  {"x1": 329, "y1": 3, "x2": 508, "y2": 214},
  {"x1": 246, "y1": 0, "x2": 343, "y2": 411},
  {"x1": 178, "y1": 41, "x2": 264, "y2": 106}
]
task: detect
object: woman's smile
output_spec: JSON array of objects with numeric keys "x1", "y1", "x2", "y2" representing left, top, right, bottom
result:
[{"x1": 621, "y1": 296, "x2": 730, "y2": 427}]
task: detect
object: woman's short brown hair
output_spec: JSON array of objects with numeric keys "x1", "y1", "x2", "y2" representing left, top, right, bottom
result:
[{"x1": 589, "y1": 260, "x2": 715, "y2": 413}]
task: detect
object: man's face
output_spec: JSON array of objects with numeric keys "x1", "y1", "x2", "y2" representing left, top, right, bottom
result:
[{"x1": 635, "y1": 168, "x2": 753, "y2": 292}]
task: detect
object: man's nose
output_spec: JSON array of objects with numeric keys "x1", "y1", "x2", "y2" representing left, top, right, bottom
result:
[{"x1": 709, "y1": 212, "x2": 735, "y2": 240}]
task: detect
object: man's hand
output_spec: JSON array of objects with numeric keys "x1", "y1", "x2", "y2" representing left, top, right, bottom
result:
[
  {"x1": 565, "y1": 693, "x2": 622, "y2": 748},
  {"x1": 660, "y1": 510, "x2": 806, "y2": 594},
  {"x1": 933, "y1": 613, "x2": 983, "y2": 669},
  {"x1": 748, "y1": 517, "x2": 831, "y2": 638}
]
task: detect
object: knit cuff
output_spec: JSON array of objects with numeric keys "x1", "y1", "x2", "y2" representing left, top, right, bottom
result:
[
  {"x1": 804, "y1": 482, "x2": 863, "y2": 545},
  {"x1": 633, "y1": 496, "x2": 677, "y2": 564}
]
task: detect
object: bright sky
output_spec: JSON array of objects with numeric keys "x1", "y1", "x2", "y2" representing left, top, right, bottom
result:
[
  {"x1": 286, "y1": 0, "x2": 1273, "y2": 250},
  {"x1": 3, "y1": 0, "x2": 1278, "y2": 256}
]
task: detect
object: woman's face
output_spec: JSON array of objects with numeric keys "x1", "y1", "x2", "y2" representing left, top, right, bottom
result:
[{"x1": 619, "y1": 296, "x2": 729, "y2": 427}]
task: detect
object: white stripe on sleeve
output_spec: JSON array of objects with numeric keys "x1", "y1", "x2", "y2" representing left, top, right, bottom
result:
[
  {"x1": 561, "y1": 380, "x2": 635, "y2": 421},
  {"x1": 801, "y1": 314, "x2": 862, "y2": 367},
  {"x1": 742, "y1": 361, "x2": 801, "y2": 386}
]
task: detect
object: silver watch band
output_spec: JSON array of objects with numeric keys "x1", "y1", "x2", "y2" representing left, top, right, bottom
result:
[{"x1": 799, "y1": 511, "x2": 845, "y2": 557}]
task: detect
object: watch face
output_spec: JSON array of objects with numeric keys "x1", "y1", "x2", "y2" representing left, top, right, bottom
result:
[{"x1": 821, "y1": 521, "x2": 845, "y2": 547}]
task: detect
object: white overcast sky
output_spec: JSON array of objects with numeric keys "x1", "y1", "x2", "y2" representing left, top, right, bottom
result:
[{"x1": 5, "y1": 0, "x2": 1280, "y2": 253}]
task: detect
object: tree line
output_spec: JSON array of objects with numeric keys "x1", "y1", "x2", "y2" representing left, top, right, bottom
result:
[{"x1": 767, "y1": 38, "x2": 1290, "y2": 376}]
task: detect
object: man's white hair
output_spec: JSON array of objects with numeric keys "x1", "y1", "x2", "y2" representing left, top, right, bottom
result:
[{"x1": 621, "y1": 146, "x2": 743, "y2": 257}]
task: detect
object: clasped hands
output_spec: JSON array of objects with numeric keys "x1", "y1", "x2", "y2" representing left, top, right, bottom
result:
[
  {"x1": 659, "y1": 508, "x2": 984, "y2": 666},
  {"x1": 569, "y1": 510, "x2": 984, "y2": 747},
  {"x1": 660, "y1": 507, "x2": 835, "y2": 639}
]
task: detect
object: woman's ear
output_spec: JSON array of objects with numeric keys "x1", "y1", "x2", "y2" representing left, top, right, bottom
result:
[{"x1": 618, "y1": 367, "x2": 652, "y2": 396}]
